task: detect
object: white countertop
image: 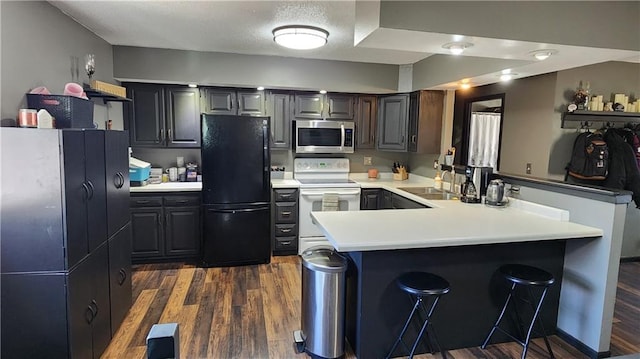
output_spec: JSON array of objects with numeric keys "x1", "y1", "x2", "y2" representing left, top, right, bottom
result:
[
  {"x1": 305, "y1": 172, "x2": 602, "y2": 252},
  {"x1": 311, "y1": 204, "x2": 602, "y2": 252},
  {"x1": 130, "y1": 182, "x2": 202, "y2": 192}
]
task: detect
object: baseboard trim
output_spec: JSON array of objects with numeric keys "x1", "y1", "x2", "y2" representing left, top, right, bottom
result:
[
  {"x1": 556, "y1": 328, "x2": 611, "y2": 359},
  {"x1": 620, "y1": 256, "x2": 640, "y2": 263}
]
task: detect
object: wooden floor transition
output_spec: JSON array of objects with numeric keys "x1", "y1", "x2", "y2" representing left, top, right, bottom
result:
[{"x1": 102, "y1": 258, "x2": 639, "y2": 359}]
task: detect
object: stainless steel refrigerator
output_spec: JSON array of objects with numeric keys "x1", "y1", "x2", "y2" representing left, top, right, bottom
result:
[{"x1": 201, "y1": 114, "x2": 271, "y2": 267}]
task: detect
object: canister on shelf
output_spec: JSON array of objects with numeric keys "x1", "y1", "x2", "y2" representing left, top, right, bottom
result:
[{"x1": 18, "y1": 109, "x2": 37, "y2": 128}]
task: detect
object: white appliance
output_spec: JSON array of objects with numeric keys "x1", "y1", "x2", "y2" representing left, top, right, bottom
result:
[
  {"x1": 295, "y1": 158, "x2": 361, "y2": 253},
  {"x1": 295, "y1": 120, "x2": 355, "y2": 154}
]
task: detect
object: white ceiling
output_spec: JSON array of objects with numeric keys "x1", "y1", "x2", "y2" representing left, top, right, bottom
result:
[{"x1": 49, "y1": 0, "x2": 640, "y2": 90}]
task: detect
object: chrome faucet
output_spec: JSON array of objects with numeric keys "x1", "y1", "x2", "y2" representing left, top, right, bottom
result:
[{"x1": 441, "y1": 165, "x2": 456, "y2": 193}]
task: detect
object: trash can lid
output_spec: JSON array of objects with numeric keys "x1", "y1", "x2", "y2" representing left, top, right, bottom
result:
[{"x1": 301, "y1": 246, "x2": 347, "y2": 273}]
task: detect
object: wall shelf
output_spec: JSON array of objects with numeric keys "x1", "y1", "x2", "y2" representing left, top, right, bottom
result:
[
  {"x1": 562, "y1": 110, "x2": 640, "y2": 128},
  {"x1": 83, "y1": 86, "x2": 131, "y2": 103}
]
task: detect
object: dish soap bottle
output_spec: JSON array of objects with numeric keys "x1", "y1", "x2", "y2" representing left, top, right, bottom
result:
[{"x1": 434, "y1": 171, "x2": 442, "y2": 190}]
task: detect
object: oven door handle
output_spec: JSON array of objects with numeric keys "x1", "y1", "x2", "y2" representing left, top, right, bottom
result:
[{"x1": 300, "y1": 190, "x2": 361, "y2": 197}]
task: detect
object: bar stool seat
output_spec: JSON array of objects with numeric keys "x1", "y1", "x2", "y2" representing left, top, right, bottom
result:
[
  {"x1": 386, "y1": 272, "x2": 450, "y2": 359},
  {"x1": 482, "y1": 264, "x2": 556, "y2": 359}
]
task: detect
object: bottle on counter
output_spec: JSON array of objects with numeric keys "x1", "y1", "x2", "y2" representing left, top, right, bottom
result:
[{"x1": 434, "y1": 171, "x2": 442, "y2": 190}]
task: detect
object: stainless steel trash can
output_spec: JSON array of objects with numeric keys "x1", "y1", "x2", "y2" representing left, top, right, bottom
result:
[{"x1": 297, "y1": 246, "x2": 348, "y2": 359}]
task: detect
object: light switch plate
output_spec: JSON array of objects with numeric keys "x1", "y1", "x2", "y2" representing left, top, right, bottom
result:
[{"x1": 364, "y1": 156, "x2": 372, "y2": 165}]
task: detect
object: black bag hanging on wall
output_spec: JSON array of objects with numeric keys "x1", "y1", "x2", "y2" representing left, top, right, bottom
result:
[{"x1": 566, "y1": 131, "x2": 609, "y2": 180}]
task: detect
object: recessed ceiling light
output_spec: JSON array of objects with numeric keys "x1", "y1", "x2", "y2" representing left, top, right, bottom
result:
[
  {"x1": 273, "y1": 25, "x2": 329, "y2": 50},
  {"x1": 442, "y1": 42, "x2": 474, "y2": 55},
  {"x1": 460, "y1": 83, "x2": 471, "y2": 90},
  {"x1": 256, "y1": 86, "x2": 265, "y2": 91},
  {"x1": 188, "y1": 83, "x2": 197, "y2": 88},
  {"x1": 500, "y1": 73, "x2": 518, "y2": 82},
  {"x1": 530, "y1": 49, "x2": 558, "y2": 61},
  {"x1": 501, "y1": 69, "x2": 511, "y2": 75},
  {"x1": 319, "y1": 90, "x2": 327, "y2": 94}
]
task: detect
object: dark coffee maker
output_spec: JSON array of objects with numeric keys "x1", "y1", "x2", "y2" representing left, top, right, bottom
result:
[{"x1": 460, "y1": 166, "x2": 493, "y2": 203}]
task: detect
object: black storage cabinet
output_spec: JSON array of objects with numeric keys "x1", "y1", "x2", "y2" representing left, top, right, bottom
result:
[{"x1": 0, "y1": 128, "x2": 132, "y2": 358}]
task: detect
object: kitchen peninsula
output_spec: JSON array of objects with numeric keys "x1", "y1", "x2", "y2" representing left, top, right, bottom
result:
[{"x1": 311, "y1": 179, "x2": 626, "y2": 359}]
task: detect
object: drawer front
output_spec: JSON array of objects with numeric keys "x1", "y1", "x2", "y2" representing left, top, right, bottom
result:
[
  {"x1": 275, "y1": 202, "x2": 298, "y2": 223},
  {"x1": 274, "y1": 236, "x2": 297, "y2": 251},
  {"x1": 163, "y1": 195, "x2": 201, "y2": 207},
  {"x1": 275, "y1": 223, "x2": 297, "y2": 237},
  {"x1": 130, "y1": 196, "x2": 163, "y2": 207},
  {"x1": 274, "y1": 188, "x2": 298, "y2": 202}
]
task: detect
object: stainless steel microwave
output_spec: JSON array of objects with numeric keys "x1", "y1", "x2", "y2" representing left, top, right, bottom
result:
[{"x1": 295, "y1": 120, "x2": 355, "y2": 154}]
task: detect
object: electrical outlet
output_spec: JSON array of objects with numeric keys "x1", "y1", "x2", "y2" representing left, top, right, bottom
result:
[
  {"x1": 364, "y1": 156, "x2": 372, "y2": 166},
  {"x1": 526, "y1": 163, "x2": 532, "y2": 174}
]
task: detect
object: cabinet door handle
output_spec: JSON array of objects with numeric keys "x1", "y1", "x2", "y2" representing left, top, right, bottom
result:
[
  {"x1": 82, "y1": 182, "x2": 90, "y2": 200},
  {"x1": 280, "y1": 241, "x2": 292, "y2": 245},
  {"x1": 136, "y1": 200, "x2": 150, "y2": 204},
  {"x1": 160, "y1": 129, "x2": 165, "y2": 142},
  {"x1": 281, "y1": 211, "x2": 292, "y2": 216},
  {"x1": 411, "y1": 135, "x2": 416, "y2": 144},
  {"x1": 115, "y1": 172, "x2": 125, "y2": 189},
  {"x1": 86, "y1": 180, "x2": 95, "y2": 199},
  {"x1": 176, "y1": 200, "x2": 188, "y2": 204},
  {"x1": 280, "y1": 228, "x2": 292, "y2": 233},
  {"x1": 401, "y1": 135, "x2": 405, "y2": 144},
  {"x1": 168, "y1": 128, "x2": 172, "y2": 141},
  {"x1": 118, "y1": 268, "x2": 127, "y2": 285},
  {"x1": 279, "y1": 194, "x2": 291, "y2": 199},
  {"x1": 85, "y1": 305, "x2": 95, "y2": 324}
]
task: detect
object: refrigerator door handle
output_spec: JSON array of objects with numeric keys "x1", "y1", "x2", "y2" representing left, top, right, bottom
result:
[{"x1": 207, "y1": 207, "x2": 269, "y2": 214}]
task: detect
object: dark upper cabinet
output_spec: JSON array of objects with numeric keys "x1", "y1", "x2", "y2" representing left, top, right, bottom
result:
[
  {"x1": 238, "y1": 91, "x2": 266, "y2": 115},
  {"x1": 202, "y1": 89, "x2": 235, "y2": 114},
  {"x1": 294, "y1": 93, "x2": 324, "y2": 119},
  {"x1": 105, "y1": 130, "x2": 130, "y2": 238},
  {"x1": 377, "y1": 94, "x2": 409, "y2": 151},
  {"x1": 326, "y1": 94, "x2": 355, "y2": 119},
  {"x1": 166, "y1": 87, "x2": 201, "y2": 147},
  {"x1": 294, "y1": 93, "x2": 355, "y2": 119},
  {"x1": 267, "y1": 91, "x2": 292, "y2": 149},
  {"x1": 201, "y1": 88, "x2": 265, "y2": 116},
  {"x1": 126, "y1": 84, "x2": 165, "y2": 147},
  {"x1": 125, "y1": 83, "x2": 200, "y2": 148},
  {"x1": 408, "y1": 90, "x2": 444, "y2": 154},
  {"x1": 355, "y1": 95, "x2": 378, "y2": 149}
]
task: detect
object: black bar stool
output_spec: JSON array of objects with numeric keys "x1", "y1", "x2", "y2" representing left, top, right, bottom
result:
[
  {"x1": 386, "y1": 271, "x2": 450, "y2": 359},
  {"x1": 482, "y1": 264, "x2": 556, "y2": 359}
]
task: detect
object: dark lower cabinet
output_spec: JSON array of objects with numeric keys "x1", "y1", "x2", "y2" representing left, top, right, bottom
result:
[
  {"x1": 360, "y1": 188, "x2": 382, "y2": 210},
  {"x1": 165, "y1": 206, "x2": 201, "y2": 257},
  {"x1": 361, "y1": 188, "x2": 428, "y2": 210},
  {"x1": 131, "y1": 206, "x2": 164, "y2": 259},
  {"x1": 108, "y1": 223, "x2": 133, "y2": 336},
  {"x1": 131, "y1": 193, "x2": 201, "y2": 262},
  {"x1": 272, "y1": 188, "x2": 299, "y2": 255}
]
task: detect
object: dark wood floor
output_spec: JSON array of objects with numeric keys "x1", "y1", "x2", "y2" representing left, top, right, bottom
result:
[{"x1": 102, "y1": 259, "x2": 639, "y2": 359}]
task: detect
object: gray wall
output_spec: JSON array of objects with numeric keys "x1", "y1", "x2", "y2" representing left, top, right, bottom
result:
[
  {"x1": 379, "y1": 1, "x2": 640, "y2": 51},
  {"x1": 0, "y1": 1, "x2": 123, "y2": 129},
  {"x1": 452, "y1": 61, "x2": 640, "y2": 258},
  {"x1": 113, "y1": 46, "x2": 400, "y2": 94}
]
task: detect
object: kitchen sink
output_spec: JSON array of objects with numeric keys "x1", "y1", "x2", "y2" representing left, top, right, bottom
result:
[{"x1": 398, "y1": 187, "x2": 459, "y2": 201}]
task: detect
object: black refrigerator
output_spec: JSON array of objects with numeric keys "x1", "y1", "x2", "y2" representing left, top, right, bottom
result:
[{"x1": 201, "y1": 114, "x2": 271, "y2": 267}]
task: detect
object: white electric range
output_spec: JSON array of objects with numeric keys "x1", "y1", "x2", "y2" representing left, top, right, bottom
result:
[{"x1": 294, "y1": 158, "x2": 361, "y2": 254}]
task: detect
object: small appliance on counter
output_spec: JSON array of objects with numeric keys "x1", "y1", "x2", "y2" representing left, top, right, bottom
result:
[
  {"x1": 129, "y1": 157, "x2": 151, "y2": 186},
  {"x1": 485, "y1": 179, "x2": 508, "y2": 207}
]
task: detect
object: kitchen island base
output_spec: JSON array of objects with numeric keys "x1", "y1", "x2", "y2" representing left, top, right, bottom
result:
[{"x1": 344, "y1": 240, "x2": 567, "y2": 358}]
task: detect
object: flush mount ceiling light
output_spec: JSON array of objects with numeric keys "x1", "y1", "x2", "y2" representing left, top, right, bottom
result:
[
  {"x1": 530, "y1": 49, "x2": 558, "y2": 61},
  {"x1": 273, "y1": 25, "x2": 329, "y2": 50},
  {"x1": 442, "y1": 42, "x2": 473, "y2": 55}
]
